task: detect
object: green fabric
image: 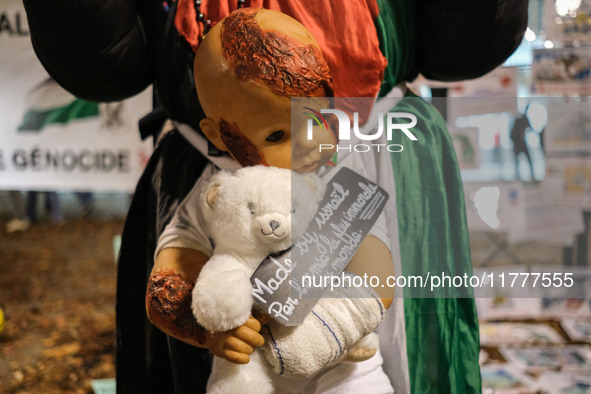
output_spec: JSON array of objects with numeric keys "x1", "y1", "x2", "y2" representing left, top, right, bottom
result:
[
  {"x1": 389, "y1": 92, "x2": 481, "y2": 393},
  {"x1": 18, "y1": 99, "x2": 99, "y2": 132},
  {"x1": 373, "y1": 0, "x2": 482, "y2": 391},
  {"x1": 375, "y1": 0, "x2": 417, "y2": 96}
]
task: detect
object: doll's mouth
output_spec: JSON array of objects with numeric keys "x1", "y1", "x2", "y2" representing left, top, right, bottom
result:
[{"x1": 294, "y1": 161, "x2": 318, "y2": 173}]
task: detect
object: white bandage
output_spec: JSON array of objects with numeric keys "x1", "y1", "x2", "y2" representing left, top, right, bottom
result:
[{"x1": 261, "y1": 273, "x2": 385, "y2": 378}]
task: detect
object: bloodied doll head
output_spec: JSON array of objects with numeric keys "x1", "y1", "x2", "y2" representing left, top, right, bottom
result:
[{"x1": 194, "y1": 8, "x2": 337, "y2": 172}]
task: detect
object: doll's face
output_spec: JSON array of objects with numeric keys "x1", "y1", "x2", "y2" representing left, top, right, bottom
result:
[
  {"x1": 200, "y1": 81, "x2": 335, "y2": 172},
  {"x1": 195, "y1": 8, "x2": 336, "y2": 172}
]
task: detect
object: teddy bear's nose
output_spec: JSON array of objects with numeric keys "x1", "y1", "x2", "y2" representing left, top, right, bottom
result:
[{"x1": 270, "y1": 220, "x2": 280, "y2": 230}]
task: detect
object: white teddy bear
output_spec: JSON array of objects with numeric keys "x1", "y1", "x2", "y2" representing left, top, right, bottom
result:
[
  {"x1": 192, "y1": 166, "x2": 323, "y2": 333},
  {"x1": 192, "y1": 165, "x2": 384, "y2": 394},
  {"x1": 192, "y1": 165, "x2": 324, "y2": 393}
]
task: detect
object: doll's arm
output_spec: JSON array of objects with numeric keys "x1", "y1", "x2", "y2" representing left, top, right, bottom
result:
[
  {"x1": 417, "y1": 0, "x2": 528, "y2": 81},
  {"x1": 261, "y1": 236, "x2": 393, "y2": 377},
  {"x1": 22, "y1": 0, "x2": 155, "y2": 102},
  {"x1": 146, "y1": 247, "x2": 265, "y2": 364},
  {"x1": 345, "y1": 235, "x2": 395, "y2": 308}
]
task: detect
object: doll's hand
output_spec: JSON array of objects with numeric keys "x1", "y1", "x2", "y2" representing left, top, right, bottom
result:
[
  {"x1": 205, "y1": 316, "x2": 265, "y2": 364},
  {"x1": 252, "y1": 308, "x2": 272, "y2": 325}
]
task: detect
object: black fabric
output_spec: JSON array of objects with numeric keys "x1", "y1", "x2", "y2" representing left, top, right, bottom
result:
[
  {"x1": 417, "y1": 0, "x2": 528, "y2": 81},
  {"x1": 168, "y1": 337, "x2": 213, "y2": 394},
  {"x1": 22, "y1": 0, "x2": 157, "y2": 102},
  {"x1": 139, "y1": 108, "x2": 168, "y2": 141},
  {"x1": 116, "y1": 130, "x2": 211, "y2": 393},
  {"x1": 21, "y1": 0, "x2": 204, "y2": 132},
  {"x1": 155, "y1": 0, "x2": 205, "y2": 132}
]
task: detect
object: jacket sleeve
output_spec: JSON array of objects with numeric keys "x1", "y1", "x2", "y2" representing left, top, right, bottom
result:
[
  {"x1": 416, "y1": 0, "x2": 528, "y2": 81},
  {"x1": 23, "y1": 0, "x2": 156, "y2": 102}
]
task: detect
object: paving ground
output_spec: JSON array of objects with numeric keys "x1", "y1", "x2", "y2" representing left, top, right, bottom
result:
[{"x1": 0, "y1": 191, "x2": 127, "y2": 393}]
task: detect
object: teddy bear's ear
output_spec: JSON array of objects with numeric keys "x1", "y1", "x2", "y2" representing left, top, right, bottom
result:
[{"x1": 205, "y1": 184, "x2": 220, "y2": 209}]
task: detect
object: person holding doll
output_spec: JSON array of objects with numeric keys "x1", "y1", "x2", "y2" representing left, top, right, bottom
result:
[{"x1": 22, "y1": 0, "x2": 528, "y2": 392}]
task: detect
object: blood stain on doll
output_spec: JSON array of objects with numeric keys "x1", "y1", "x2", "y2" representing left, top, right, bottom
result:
[
  {"x1": 221, "y1": 8, "x2": 334, "y2": 98},
  {"x1": 146, "y1": 268, "x2": 206, "y2": 343},
  {"x1": 219, "y1": 119, "x2": 266, "y2": 167}
]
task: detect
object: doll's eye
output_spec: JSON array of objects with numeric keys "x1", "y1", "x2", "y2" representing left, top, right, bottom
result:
[
  {"x1": 266, "y1": 130, "x2": 285, "y2": 143},
  {"x1": 247, "y1": 202, "x2": 256, "y2": 215},
  {"x1": 290, "y1": 207, "x2": 296, "y2": 214}
]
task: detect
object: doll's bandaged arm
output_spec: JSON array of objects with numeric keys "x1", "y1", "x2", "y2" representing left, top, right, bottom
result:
[
  {"x1": 261, "y1": 180, "x2": 394, "y2": 377},
  {"x1": 263, "y1": 220, "x2": 395, "y2": 376},
  {"x1": 262, "y1": 273, "x2": 386, "y2": 378}
]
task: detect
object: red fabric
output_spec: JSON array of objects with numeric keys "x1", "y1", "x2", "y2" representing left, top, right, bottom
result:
[{"x1": 175, "y1": 0, "x2": 387, "y2": 98}]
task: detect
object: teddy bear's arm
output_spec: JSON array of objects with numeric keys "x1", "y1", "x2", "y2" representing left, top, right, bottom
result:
[{"x1": 192, "y1": 254, "x2": 255, "y2": 332}]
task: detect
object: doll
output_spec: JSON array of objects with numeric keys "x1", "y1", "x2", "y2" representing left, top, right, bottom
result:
[{"x1": 152, "y1": 8, "x2": 395, "y2": 393}]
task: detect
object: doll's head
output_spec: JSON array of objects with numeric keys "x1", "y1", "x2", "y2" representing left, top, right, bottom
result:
[{"x1": 194, "y1": 8, "x2": 337, "y2": 172}]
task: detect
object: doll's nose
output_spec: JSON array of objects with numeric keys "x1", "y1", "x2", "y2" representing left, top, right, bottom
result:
[
  {"x1": 298, "y1": 133, "x2": 318, "y2": 150},
  {"x1": 270, "y1": 220, "x2": 280, "y2": 230}
]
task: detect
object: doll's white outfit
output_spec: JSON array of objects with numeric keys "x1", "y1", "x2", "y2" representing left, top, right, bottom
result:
[{"x1": 156, "y1": 88, "x2": 409, "y2": 394}]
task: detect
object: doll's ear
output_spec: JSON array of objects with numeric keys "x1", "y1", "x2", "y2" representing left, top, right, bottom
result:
[
  {"x1": 205, "y1": 184, "x2": 220, "y2": 208},
  {"x1": 200, "y1": 118, "x2": 228, "y2": 152}
]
